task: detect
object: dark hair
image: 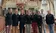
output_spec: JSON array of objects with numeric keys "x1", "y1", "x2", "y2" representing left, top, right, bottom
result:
[{"x1": 8, "y1": 8, "x2": 12, "y2": 10}]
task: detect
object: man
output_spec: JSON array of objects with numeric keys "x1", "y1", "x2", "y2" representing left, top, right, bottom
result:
[
  {"x1": 46, "y1": 11, "x2": 54, "y2": 33},
  {"x1": 41, "y1": 9, "x2": 46, "y2": 33},
  {"x1": 12, "y1": 9, "x2": 19, "y2": 33},
  {"x1": 5, "y1": 8, "x2": 12, "y2": 33},
  {"x1": 36, "y1": 11, "x2": 42, "y2": 33},
  {"x1": 25, "y1": 10, "x2": 32, "y2": 33},
  {"x1": 19, "y1": 10, "x2": 26, "y2": 33}
]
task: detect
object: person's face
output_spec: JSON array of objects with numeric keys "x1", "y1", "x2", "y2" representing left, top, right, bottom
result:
[
  {"x1": 9, "y1": 9, "x2": 12, "y2": 13},
  {"x1": 28, "y1": 10, "x2": 31, "y2": 15},
  {"x1": 15, "y1": 9, "x2": 18, "y2": 14},
  {"x1": 37, "y1": 11, "x2": 40, "y2": 15},
  {"x1": 21, "y1": 10, "x2": 25, "y2": 14},
  {"x1": 41, "y1": 9, "x2": 43, "y2": 13},
  {"x1": 32, "y1": 11, "x2": 35, "y2": 15},
  {"x1": 26, "y1": 10, "x2": 28, "y2": 15},
  {"x1": 47, "y1": 11, "x2": 51, "y2": 14}
]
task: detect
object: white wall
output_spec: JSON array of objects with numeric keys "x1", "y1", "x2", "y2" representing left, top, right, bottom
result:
[{"x1": 54, "y1": 1, "x2": 56, "y2": 18}]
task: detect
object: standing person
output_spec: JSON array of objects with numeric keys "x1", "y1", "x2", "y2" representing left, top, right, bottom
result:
[
  {"x1": 36, "y1": 11, "x2": 42, "y2": 33},
  {"x1": 31, "y1": 11, "x2": 38, "y2": 33},
  {"x1": 5, "y1": 8, "x2": 12, "y2": 33},
  {"x1": 41, "y1": 9, "x2": 46, "y2": 33},
  {"x1": 12, "y1": 9, "x2": 19, "y2": 33},
  {"x1": 25, "y1": 10, "x2": 32, "y2": 33},
  {"x1": 19, "y1": 10, "x2": 26, "y2": 33},
  {"x1": 46, "y1": 11, "x2": 54, "y2": 33}
]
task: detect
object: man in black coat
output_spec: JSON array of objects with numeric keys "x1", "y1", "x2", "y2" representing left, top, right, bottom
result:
[
  {"x1": 36, "y1": 11, "x2": 42, "y2": 33},
  {"x1": 46, "y1": 11, "x2": 54, "y2": 33},
  {"x1": 5, "y1": 8, "x2": 12, "y2": 33},
  {"x1": 19, "y1": 10, "x2": 26, "y2": 33},
  {"x1": 12, "y1": 9, "x2": 19, "y2": 33},
  {"x1": 25, "y1": 10, "x2": 32, "y2": 33}
]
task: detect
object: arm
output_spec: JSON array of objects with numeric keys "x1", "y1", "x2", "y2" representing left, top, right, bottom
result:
[
  {"x1": 40, "y1": 16, "x2": 42, "y2": 24},
  {"x1": 46, "y1": 15, "x2": 47, "y2": 22},
  {"x1": 24, "y1": 15, "x2": 27, "y2": 24},
  {"x1": 5, "y1": 14, "x2": 8, "y2": 22},
  {"x1": 52, "y1": 15, "x2": 54, "y2": 23}
]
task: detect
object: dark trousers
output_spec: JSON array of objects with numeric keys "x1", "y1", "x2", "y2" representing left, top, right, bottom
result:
[
  {"x1": 38, "y1": 25, "x2": 42, "y2": 33},
  {"x1": 20, "y1": 24, "x2": 25, "y2": 33}
]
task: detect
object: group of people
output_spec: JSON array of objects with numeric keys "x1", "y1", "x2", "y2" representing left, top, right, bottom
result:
[{"x1": 5, "y1": 8, "x2": 55, "y2": 33}]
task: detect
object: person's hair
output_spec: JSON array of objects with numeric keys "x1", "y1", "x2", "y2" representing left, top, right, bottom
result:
[
  {"x1": 8, "y1": 8, "x2": 12, "y2": 10},
  {"x1": 36, "y1": 10, "x2": 40, "y2": 13},
  {"x1": 15, "y1": 8, "x2": 18, "y2": 10}
]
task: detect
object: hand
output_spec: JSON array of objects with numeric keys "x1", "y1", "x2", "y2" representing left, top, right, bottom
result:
[
  {"x1": 53, "y1": 24, "x2": 55, "y2": 26},
  {"x1": 24, "y1": 25, "x2": 26, "y2": 27},
  {"x1": 17, "y1": 26, "x2": 19, "y2": 29},
  {"x1": 6, "y1": 25, "x2": 9, "y2": 27},
  {"x1": 39, "y1": 26, "x2": 41, "y2": 28},
  {"x1": 10, "y1": 25, "x2": 12, "y2": 29}
]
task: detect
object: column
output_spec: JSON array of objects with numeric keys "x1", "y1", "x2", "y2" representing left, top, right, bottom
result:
[
  {"x1": 37, "y1": 0, "x2": 42, "y2": 10},
  {"x1": 0, "y1": 6, "x2": 3, "y2": 16},
  {"x1": 47, "y1": 0, "x2": 55, "y2": 15}
]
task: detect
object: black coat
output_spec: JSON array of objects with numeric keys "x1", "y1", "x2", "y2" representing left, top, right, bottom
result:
[
  {"x1": 19, "y1": 14, "x2": 26, "y2": 25},
  {"x1": 25, "y1": 15, "x2": 32, "y2": 24},
  {"x1": 36, "y1": 14, "x2": 42, "y2": 26},
  {"x1": 12, "y1": 14, "x2": 19, "y2": 26},
  {"x1": 46, "y1": 14, "x2": 54, "y2": 24},
  {"x1": 5, "y1": 13, "x2": 12, "y2": 26},
  {"x1": 31, "y1": 14, "x2": 37, "y2": 22}
]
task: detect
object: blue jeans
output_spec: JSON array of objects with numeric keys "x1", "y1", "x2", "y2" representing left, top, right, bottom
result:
[
  {"x1": 20, "y1": 23, "x2": 25, "y2": 33},
  {"x1": 42, "y1": 23, "x2": 46, "y2": 33},
  {"x1": 48, "y1": 24, "x2": 54, "y2": 33}
]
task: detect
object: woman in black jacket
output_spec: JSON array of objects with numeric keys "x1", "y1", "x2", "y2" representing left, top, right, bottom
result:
[{"x1": 5, "y1": 8, "x2": 12, "y2": 33}]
